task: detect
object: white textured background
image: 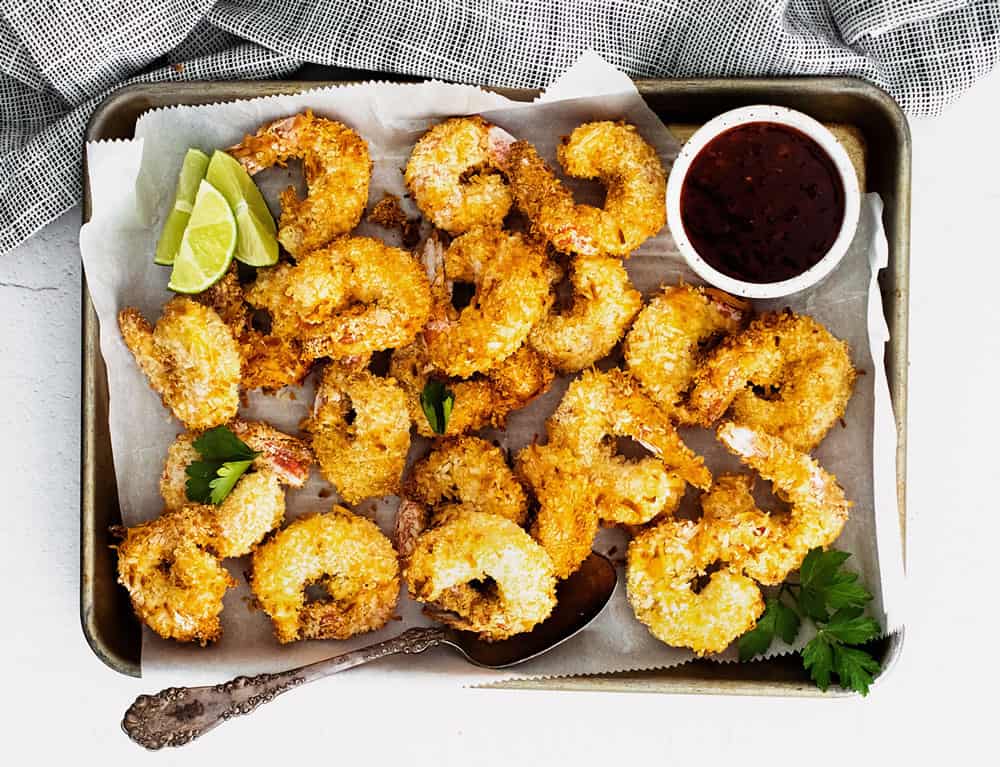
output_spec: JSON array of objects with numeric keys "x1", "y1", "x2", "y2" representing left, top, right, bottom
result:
[{"x1": 1, "y1": 69, "x2": 997, "y2": 762}]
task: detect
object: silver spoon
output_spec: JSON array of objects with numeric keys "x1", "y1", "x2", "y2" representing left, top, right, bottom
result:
[{"x1": 122, "y1": 551, "x2": 617, "y2": 749}]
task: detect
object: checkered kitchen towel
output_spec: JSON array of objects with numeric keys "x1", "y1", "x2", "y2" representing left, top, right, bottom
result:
[{"x1": 2, "y1": 0, "x2": 997, "y2": 255}]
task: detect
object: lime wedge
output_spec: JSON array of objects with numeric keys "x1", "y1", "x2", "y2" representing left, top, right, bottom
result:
[
  {"x1": 167, "y1": 180, "x2": 237, "y2": 294},
  {"x1": 205, "y1": 150, "x2": 278, "y2": 267},
  {"x1": 154, "y1": 148, "x2": 210, "y2": 266}
]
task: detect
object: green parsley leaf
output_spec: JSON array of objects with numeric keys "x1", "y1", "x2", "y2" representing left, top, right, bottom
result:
[
  {"x1": 185, "y1": 460, "x2": 223, "y2": 504},
  {"x1": 832, "y1": 644, "x2": 881, "y2": 697},
  {"x1": 208, "y1": 459, "x2": 255, "y2": 505},
  {"x1": 738, "y1": 615, "x2": 774, "y2": 662},
  {"x1": 420, "y1": 380, "x2": 455, "y2": 435},
  {"x1": 192, "y1": 425, "x2": 258, "y2": 461},
  {"x1": 824, "y1": 572, "x2": 873, "y2": 611},
  {"x1": 798, "y1": 548, "x2": 853, "y2": 620},
  {"x1": 802, "y1": 635, "x2": 834, "y2": 691},
  {"x1": 184, "y1": 426, "x2": 260, "y2": 504},
  {"x1": 738, "y1": 597, "x2": 800, "y2": 661},
  {"x1": 821, "y1": 608, "x2": 881, "y2": 645},
  {"x1": 773, "y1": 598, "x2": 801, "y2": 644}
]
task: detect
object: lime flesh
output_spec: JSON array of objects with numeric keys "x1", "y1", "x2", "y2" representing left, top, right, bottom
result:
[
  {"x1": 167, "y1": 180, "x2": 237, "y2": 294},
  {"x1": 205, "y1": 150, "x2": 278, "y2": 266},
  {"x1": 154, "y1": 148, "x2": 210, "y2": 266}
]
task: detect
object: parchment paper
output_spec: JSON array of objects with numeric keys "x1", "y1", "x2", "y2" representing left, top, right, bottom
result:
[{"x1": 79, "y1": 53, "x2": 904, "y2": 686}]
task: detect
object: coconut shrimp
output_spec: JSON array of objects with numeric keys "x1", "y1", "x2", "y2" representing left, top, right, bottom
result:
[
  {"x1": 624, "y1": 284, "x2": 750, "y2": 421},
  {"x1": 245, "y1": 236, "x2": 431, "y2": 362},
  {"x1": 548, "y1": 369, "x2": 711, "y2": 491},
  {"x1": 251, "y1": 508, "x2": 400, "y2": 643},
  {"x1": 228, "y1": 110, "x2": 371, "y2": 255},
  {"x1": 516, "y1": 442, "x2": 600, "y2": 580},
  {"x1": 423, "y1": 227, "x2": 551, "y2": 377},
  {"x1": 115, "y1": 506, "x2": 236, "y2": 644},
  {"x1": 405, "y1": 116, "x2": 514, "y2": 233},
  {"x1": 405, "y1": 508, "x2": 557, "y2": 641},
  {"x1": 687, "y1": 311, "x2": 857, "y2": 450},
  {"x1": 194, "y1": 263, "x2": 312, "y2": 391},
  {"x1": 159, "y1": 420, "x2": 314, "y2": 510},
  {"x1": 390, "y1": 337, "x2": 554, "y2": 439},
  {"x1": 627, "y1": 517, "x2": 764, "y2": 655},
  {"x1": 303, "y1": 360, "x2": 410, "y2": 505},
  {"x1": 529, "y1": 255, "x2": 642, "y2": 372},
  {"x1": 119, "y1": 298, "x2": 241, "y2": 430},
  {"x1": 712, "y1": 422, "x2": 851, "y2": 584},
  {"x1": 500, "y1": 121, "x2": 666, "y2": 257},
  {"x1": 407, "y1": 436, "x2": 528, "y2": 524}
]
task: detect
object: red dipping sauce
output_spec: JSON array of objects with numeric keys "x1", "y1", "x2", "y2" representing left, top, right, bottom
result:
[{"x1": 679, "y1": 122, "x2": 845, "y2": 284}]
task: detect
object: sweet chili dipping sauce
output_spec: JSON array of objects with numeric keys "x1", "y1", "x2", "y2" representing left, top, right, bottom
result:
[{"x1": 679, "y1": 122, "x2": 845, "y2": 284}]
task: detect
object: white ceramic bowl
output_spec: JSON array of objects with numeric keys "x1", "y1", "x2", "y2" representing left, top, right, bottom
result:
[{"x1": 666, "y1": 105, "x2": 861, "y2": 299}]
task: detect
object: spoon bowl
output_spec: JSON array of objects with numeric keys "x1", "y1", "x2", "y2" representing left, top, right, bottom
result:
[{"x1": 123, "y1": 552, "x2": 618, "y2": 749}]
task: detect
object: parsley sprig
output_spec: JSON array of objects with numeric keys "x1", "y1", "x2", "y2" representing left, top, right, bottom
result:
[
  {"x1": 185, "y1": 426, "x2": 260, "y2": 505},
  {"x1": 420, "y1": 380, "x2": 454, "y2": 435},
  {"x1": 738, "y1": 548, "x2": 883, "y2": 696}
]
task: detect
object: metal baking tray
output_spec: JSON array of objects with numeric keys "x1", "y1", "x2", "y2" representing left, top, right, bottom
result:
[{"x1": 82, "y1": 72, "x2": 909, "y2": 694}]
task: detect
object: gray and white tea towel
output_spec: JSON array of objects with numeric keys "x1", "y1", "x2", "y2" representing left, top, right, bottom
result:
[{"x1": 2, "y1": 0, "x2": 997, "y2": 255}]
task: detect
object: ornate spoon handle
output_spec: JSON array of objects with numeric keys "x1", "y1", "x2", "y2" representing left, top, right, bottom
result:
[{"x1": 122, "y1": 626, "x2": 450, "y2": 749}]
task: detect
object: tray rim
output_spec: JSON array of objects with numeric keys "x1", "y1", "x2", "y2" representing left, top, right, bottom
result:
[{"x1": 80, "y1": 74, "x2": 909, "y2": 694}]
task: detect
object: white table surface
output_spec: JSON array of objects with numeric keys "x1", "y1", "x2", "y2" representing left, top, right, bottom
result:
[{"x1": 2, "y1": 70, "x2": 997, "y2": 764}]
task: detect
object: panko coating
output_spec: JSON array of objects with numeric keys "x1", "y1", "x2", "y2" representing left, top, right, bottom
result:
[
  {"x1": 390, "y1": 339, "x2": 554, "y2": 438},
  {"x1": 624, "y1": 283, "x2": 749, "y2": 421},
  {"x1": 245, "y1": 236, "x2": 431, "y2": 362},
  {"x1": 251, "y1": 508, "x2": 400, "y2": 643},
  {"x1": 115, "y1": 506, "x2": 236, "y2": 644},
  {"x1": 712, "y1": 422, "x2": 851, "y2": 584},
  {"x1": 404, "y1": 508, "x2": 557, "y2": 641},
  {"x1": 228, "y1": 110, "x2": 371, "y2": 255},
  {"x1": 548, "y1": 368, "x2": 712, "y2": 492},
  {"x1": 207, "y1": 471, "x2": 286, "y2": 558},
  {"x1": 423, "y1": 227, "x2": 552, "y2": 377},
  {"x1": 407, "y1": 436, "x2": 528, "y2": 525},
  {"x1": 529, "y1": 255, "x2": 642, "y2": 372},
  {"x1": 627, "y1": 517, "x2": 764, "y2": 655},
  {"x1": 194, "y1": 263, "x2": 312, "y2": 391},
  {"x1": 500, "y1": 121, "x2": 666, "y2": 257},
  {"x1": 118, "y1": 297, "x2": 241, "y2": 430},
  {"x1": 303, "y1": 361, "x2": 411, "y2": 505},
  {"x1": 687, "y1": 311, "x2": 857, "y2": 450},
  {"x1": 516, "y1": 442, "x2": 600, "y2": 580},
  {"x1": 405, "y1": 116, "x2": 513, "y2": 234}
]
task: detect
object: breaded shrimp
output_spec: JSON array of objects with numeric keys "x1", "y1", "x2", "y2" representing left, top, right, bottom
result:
[
  {"x1": 303, "y1": 361, "x2": 411, "y2": 505},
  {"x1": 423, "y1": 227, "x2": 552, "y2": 377},
  {"x1": 548, "y1": 369, "x2": 712, "y2": 491},
  {"x1": 390, "y1": 338, "x2": 553, "y2": 438},
  {"x1": 624, "y1": 284, "x2": 749, "y2": 421},
  {"x1": 688, "y1": 311, "x2": 857, "y2": 450},
  {"x1": 407, "y1": 436, "x2": 528, "y2": 525},
  {"x1": 228, "y1": 110, "x2": 371, "y2": 255},
  {"x1": 159, "y1": 420, "x2": 314, "y2": 510},
  {"x1": 245, "y1": 236, "x2": 431, "y2": 362},
  {"x1": 529, "y1": 255, "x2": 642, "y2": 372},
  {"x1": 251, "y1": 508, "x2": 400, "y2": 643},
  {"x1": 516, "y1": 442, "x2": 600, "y2": 580},
  {"x1": 405, "y1": 508, "x2": 557, "y2": 641},
  {"x1": 194, "y1": 263, "x2": 312, "y2": 391},
  {"x1": 115, "y1": 506, "x2": 236, "y2": 644},
  {"x1": 627, "y1": 517, "x2": 764, "y2": 655},
  {"x1": 500, "y1": 121, "x2": 666, "y2": 257},
  {"x1": 118, "y1": 297, "x2": 241, "y2": 430},
  {"x1": 713, "y1": 422, "x2": 851, "y2": 584},
  {"x1": 405, "y1": 116, "x2": 513, "y2": 233}
]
